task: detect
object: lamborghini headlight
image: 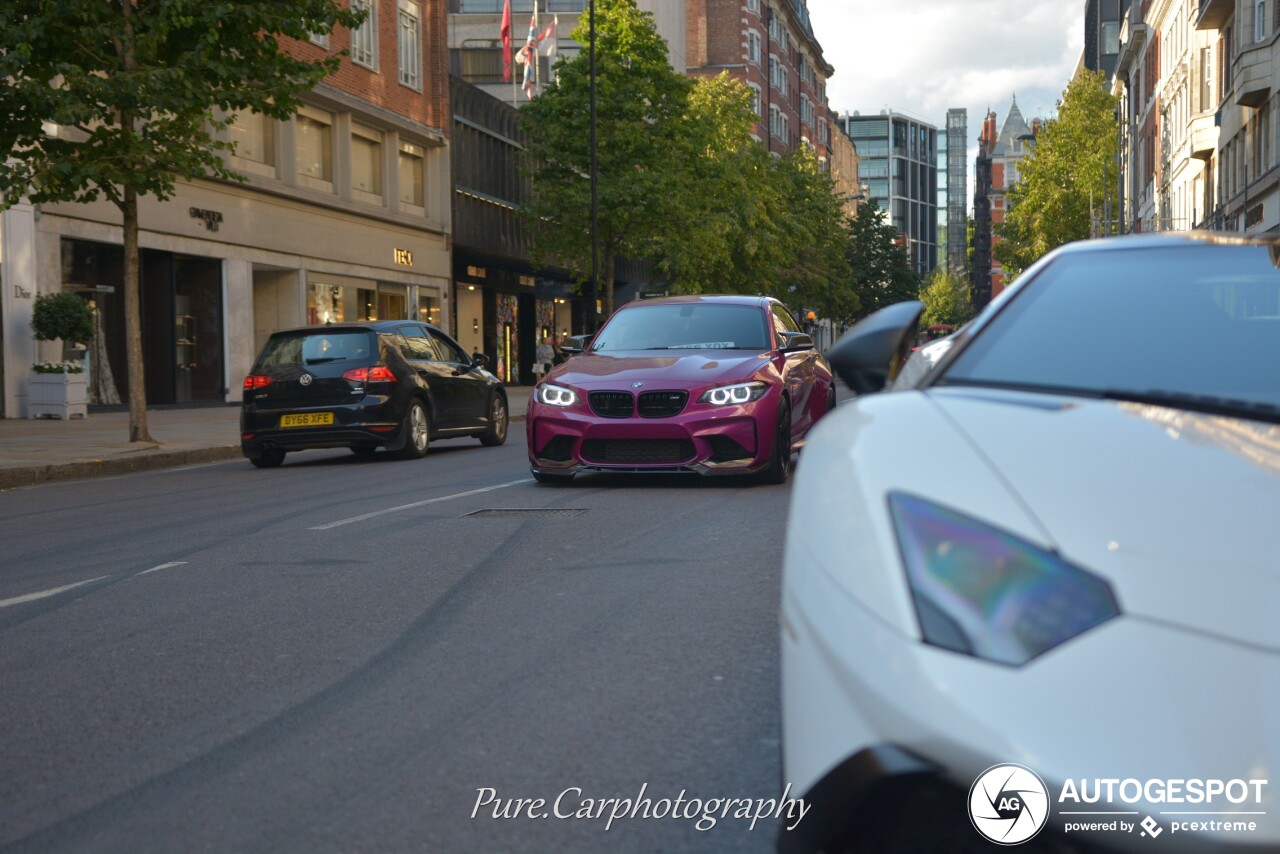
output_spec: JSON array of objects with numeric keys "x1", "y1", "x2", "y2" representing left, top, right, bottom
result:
[{"x1": 888, "y1": 492, "x2": 1120, "y2": 666}]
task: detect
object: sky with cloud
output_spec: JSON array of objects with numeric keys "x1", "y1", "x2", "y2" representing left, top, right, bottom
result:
[{"x1": 805, "y1": 0, "x2": 1084, "y2": 204}]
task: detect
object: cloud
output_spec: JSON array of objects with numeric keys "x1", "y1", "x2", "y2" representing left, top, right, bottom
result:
[{"x1": 805, "y1": 0, "x2": 1083, "y2": 206}]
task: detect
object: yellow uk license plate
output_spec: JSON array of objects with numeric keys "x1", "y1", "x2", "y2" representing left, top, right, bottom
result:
[{"x1": 280, "y1": 412, "x2": 334, "y2": 428}]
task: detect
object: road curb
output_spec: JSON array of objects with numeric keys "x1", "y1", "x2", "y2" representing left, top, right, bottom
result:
[
  {"x1": 0, "y1": 446, "x2": 244, "y2": 491},
  {"x1": 0, "y1": 414, "x2": 528, "y2": 490}
]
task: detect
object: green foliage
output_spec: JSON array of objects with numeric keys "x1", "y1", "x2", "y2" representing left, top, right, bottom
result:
[
  {"x1": 919, "y1": 267, "x2": 975, "y2": 327},
  {"x1": 0, "y1": 0, "x2": 365, "y2": 210},
  {"x1": 31, "y1": 292, "x2": 95, "y2": 343},
  {"x1": 842, "y1": 204, "x2": 920, "y2": 320},
  {"x1": 519, "y1": 0, "x2": 849, "y2": 320},
  {"x1": 520, "y1": 0, "x2": 692, "y2": 317},
  {"x1": 995, "y1": 70, "x2": 1120, "y2": 279}
]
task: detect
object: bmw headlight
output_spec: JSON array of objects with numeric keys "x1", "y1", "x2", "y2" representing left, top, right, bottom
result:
[
  {"x1": 537, "y1": 383, "x2": 577, "y2": 407},
  {"x1": 888, "y1": 492, "x2": 1120, "y2": 666},
  {"x1": 698, "y1": 381, "x2": 768, "y2": 406}
]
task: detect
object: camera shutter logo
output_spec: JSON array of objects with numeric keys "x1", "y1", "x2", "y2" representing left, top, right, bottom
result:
[{"x1": 969, "y1": 764, "x2": 1050, "y2": 845}]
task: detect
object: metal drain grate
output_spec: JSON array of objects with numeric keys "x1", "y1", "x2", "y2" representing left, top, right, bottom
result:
[{"x1": 462, "y1": 508, "x2": 588, "y2": 518}]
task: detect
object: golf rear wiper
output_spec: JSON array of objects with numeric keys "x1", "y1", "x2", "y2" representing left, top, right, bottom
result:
[{"x1": 304, "y1": 357, "x2": 344, "y2": 364}]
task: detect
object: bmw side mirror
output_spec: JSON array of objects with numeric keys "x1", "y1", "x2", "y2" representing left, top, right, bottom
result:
[
  {"x1": 779, "y1": 331, "x2": 815, "y2": 352},
  {"x1": 471, "y1": 353, "x2": 490, "y2": 368},
  {"x1": 826, "y1": 301, "x2": 924, "y2": 394},
  {"x1": 560, "y1": 335, "x2": 591, "y2": 356}
]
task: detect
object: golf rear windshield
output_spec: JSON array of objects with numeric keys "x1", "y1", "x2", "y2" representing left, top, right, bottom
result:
[{"x1": 255, "y1": 331, "x2": 377, "y2": 368}]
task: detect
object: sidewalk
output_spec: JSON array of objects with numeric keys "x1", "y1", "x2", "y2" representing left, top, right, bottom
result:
[{"x1": 0, "y1": 386, "x2": 533, "y2": 491}]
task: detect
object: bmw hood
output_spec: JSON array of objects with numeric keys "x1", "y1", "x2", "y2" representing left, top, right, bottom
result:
[
  {"x1": 929, "y1": 388, "x2": 1280, "y2": 652},
  {"x1": 548, "y1": 351, "x2": 771, "y2": 389}
]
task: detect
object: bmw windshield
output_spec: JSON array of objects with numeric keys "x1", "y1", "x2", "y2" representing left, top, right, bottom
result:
[
  {"x1": 590, "y1": 303, "x2": 771, "y2": 351},
  {"x1": 935, "y1": 243, "x2": 1280, "y2": 417}
]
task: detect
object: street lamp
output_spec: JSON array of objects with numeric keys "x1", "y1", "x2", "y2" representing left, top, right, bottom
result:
[{"x1": 587, "y1": 0, "x2": 599, "y2": 334}]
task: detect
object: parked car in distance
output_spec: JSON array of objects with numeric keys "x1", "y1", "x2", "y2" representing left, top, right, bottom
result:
[
  {"x1": 780, "y1": 233, "x2": 1280, "y2": 852},
  {"x1": 526, "y1": 294, "x2": 835, "y2": 484},
  {"x1": 241, "y1": 321, "x2": 507, "y2": 468}
]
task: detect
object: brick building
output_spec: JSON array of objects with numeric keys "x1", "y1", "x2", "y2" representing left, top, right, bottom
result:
[
  {"x1": 1, "y1": 0, "x2": 453, "y2": 415},
  {"x1": 686, "y1": 0, "x2": 834, "y2": 163},
  {"x1": 972, "y1": 97, "x2": 1036, "y2": 306}
]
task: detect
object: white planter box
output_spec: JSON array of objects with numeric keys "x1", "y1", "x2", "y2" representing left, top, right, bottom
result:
[{"x1": 29, "y1": 371, "x2": 88, "y2": 419}]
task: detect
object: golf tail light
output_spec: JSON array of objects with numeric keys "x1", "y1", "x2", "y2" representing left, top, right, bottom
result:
[
  {"x1": 342, "y1": 365, "x2": 395, "y2": 383},
  {"x1": 888, "y1": 492, "x2": 1120, "y2": 666},
  {"x1": 243, "y1": 374, "x2": 272, "y2": 390}
]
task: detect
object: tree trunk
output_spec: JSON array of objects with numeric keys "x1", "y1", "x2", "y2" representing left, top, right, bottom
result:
[
  {"x1": 602, "y1": 246, "x2": 616, "y2": 321},
  {"x1": 121, "y1": 185, "x2": 153, "y2": 443}
]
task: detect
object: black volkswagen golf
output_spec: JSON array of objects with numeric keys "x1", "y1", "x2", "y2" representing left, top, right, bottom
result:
[{"x1": 241, "y1": 321, "x2": 508, "y2": 468}]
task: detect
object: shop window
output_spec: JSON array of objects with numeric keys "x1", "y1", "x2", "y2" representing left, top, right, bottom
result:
[
  {"x1": 418, "y1": 291, "x2": 441, "y2": 326},
  {"x1": 296, "y1": 108, "x2": 333, "y2": 182},
  {"x1": 230, "y1": 110, "x2": 275, "y2": 166},
  {"x1": 309, "y1": 283, "x2": 344, "y2": 324},
  {"x1": 399, "y1": 141, "x2": 425, "y2": 207},
  {"x1": 352, "y1": 124, "x2": 383, "y2": 196}
]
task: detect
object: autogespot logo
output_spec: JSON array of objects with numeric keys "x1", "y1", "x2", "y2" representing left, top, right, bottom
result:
[{"x1": 969, "y1": 764, "x2": 1051, "y2": 845}]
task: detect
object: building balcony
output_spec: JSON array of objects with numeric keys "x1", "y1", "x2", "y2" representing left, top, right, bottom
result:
[
  {"x1": 1189, "y1": 113, "x2": 1219, "y2": 160},
  {"x1": 1233, "y1": 43, "x2": 1275, "y2": 107},
  {"x1": 1196, "y1": 0, "x2": 1233, "y2": 30},
  {"x1": 1116, "y1": 14, "x2": 1149, "y2": 76}
]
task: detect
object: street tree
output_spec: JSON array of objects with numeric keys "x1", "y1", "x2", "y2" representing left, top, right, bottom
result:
[
  {"x1": 843, "y1": 204, "x2": 920, "y2": 321},
  {"x1": 659, "y1": 93, "x2": 850, "y2": 318},
  {"x1": 521, "y1": 0, "x2": 693, "y2": 321},
  {"x1": 768, "y1": 147, "x2": 852, "y2": 323},
  {"x1": 994, "y1": 69, "x2": 1120, "y2": 279},
  {"x1": 0, "y1": 0, "x2": 363, "y2": 442},
  {"x1": 919, "y1": 266, "x2": 975, "y2": 327}
]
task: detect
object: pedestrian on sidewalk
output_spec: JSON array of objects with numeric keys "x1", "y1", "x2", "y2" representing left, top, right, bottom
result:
[{"x1": 533, "y1": 334, "x2": 555, "y2": 383}]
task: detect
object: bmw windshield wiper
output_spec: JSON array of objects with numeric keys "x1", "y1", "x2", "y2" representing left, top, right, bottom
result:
[{"x1": 1100, "y1": 389, "x2": 1280, "y2": 423}]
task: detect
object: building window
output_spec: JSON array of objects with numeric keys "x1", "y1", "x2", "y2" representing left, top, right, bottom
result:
[
  {"x1": 747, "y1": 30, "x2": 761, "y2": 65},
  {"x1": 295, "y1": 108, "x2": 333, "y2": 182},
  {"x1": 399, "y1": 141, "x2": 425, "y2": 207},
  {"x1": 309, "y1": 31, "x2": 329, "y2": 49},
  {"x1": 229, "y1": 110, "x2": 274, "y2": 166},
  {"x1": 1199, "y1": 45, "x2": 1213, "y2": 110},
  {"x1": 1256, "y1": 0, "x2": 1267, "y2": 42},
  {"x1": 769, "y1": 55, "x2": 778, "y2": 88},
  {"x1": 1101, "y1": 21, "x2": 1119, "y2": 55},
  {"x1": 351, "y1": 124, "x2": 383, "y2": 196},
  {"x1": 747, "y1": 0, "x2": 759, "y2": 11},
  {"x1": 399, "y1": 0, "x2": 422, "y2": 90},
  {"x1": 747, "y1": 83, "x2": 762, "y2": 117},
  {"x1": 350, "y1": 0, "x2": 378, "y2": 69}
]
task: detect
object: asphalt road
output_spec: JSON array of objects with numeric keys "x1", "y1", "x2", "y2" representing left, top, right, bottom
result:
[{"x1": 0, "y1": 433, "x2": 795, "y2": 852}]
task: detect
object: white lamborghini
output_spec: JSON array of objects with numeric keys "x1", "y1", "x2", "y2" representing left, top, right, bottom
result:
[{"x1": 780, "y1": 234, "x2": 1280, "y2": 853}]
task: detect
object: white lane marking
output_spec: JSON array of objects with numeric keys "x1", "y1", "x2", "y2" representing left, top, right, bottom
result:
[
  {"x1": 0, "y1": 575, "x2": 110, "y2": 609},
  {"x1": 309, "y1": 479, "x2": 532, "y2": 531},
  {"x1": 137, "y1": 561, "x2": 188, "y2": 576}
]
